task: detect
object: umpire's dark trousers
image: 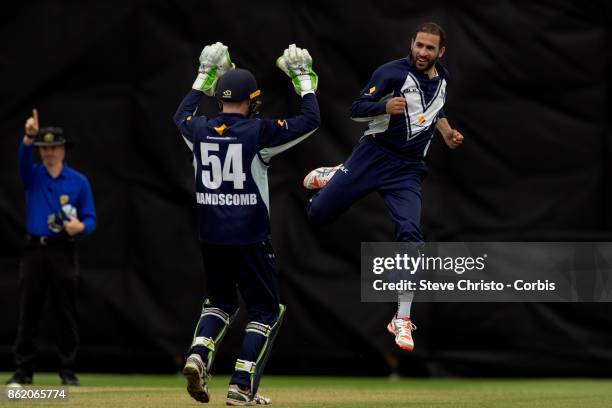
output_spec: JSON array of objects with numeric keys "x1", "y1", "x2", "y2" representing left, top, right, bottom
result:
[{"x1": 14, "y1": 236, "x2": 79, "y2": 374}]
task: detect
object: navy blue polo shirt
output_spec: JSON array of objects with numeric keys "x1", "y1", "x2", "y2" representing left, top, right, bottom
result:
[{"x1": 18, "y1": 143, "x2": 96, "y2": 237}]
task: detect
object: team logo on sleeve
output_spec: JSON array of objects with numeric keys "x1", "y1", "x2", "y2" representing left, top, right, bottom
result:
[
  {"x1": 276, "y1": 119, "x2": 288, "y2": 129},
  {"x1": 60, "y1": 195, "x2": 69, "y2": 205},
  {"x1": 364, "y1": 86, "x2": 376, "y2": 96}
]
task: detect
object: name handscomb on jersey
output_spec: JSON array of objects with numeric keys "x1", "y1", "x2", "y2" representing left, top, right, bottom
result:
[{"x1": 196, "y1": 192, "x2": 258, "y2": 206}]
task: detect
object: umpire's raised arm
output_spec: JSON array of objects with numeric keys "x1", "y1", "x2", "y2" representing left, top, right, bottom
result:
[
  {"x1": 258, "y1": 44, "x2": 320, "y2": 161},
  {"x1": 18, "y1": 109, "x2": 39, "y2": 188},
  {"x1": 173, "y1": 42, "x2": 235, "y2": 148}
]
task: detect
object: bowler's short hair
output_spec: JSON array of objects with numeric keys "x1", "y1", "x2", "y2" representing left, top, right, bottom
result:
[{"x1": 413, "y1": 22, "x2": 446, "y2": 48}]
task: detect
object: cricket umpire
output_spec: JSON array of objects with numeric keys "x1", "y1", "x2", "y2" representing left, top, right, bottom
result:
[{"x1": 6, "y1": 109, "x2": 96, "y2": 386}]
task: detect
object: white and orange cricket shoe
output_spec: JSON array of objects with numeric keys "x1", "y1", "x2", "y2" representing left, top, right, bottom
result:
[
  {"x1": 303, "y1": 164, "x2": 343, "y2": 190},
  {"x1": 387, "y1": 315, "x2": 416, "y2": 351}
]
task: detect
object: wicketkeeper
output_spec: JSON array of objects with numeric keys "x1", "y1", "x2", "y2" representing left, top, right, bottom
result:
[{"x1": 173, "y1": 42, "x2": 320, "y2": 405}]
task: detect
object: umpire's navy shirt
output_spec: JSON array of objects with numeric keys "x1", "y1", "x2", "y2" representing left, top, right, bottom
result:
[{"x1": 18, "y1": 143, "x2": 96, "y2": 237}]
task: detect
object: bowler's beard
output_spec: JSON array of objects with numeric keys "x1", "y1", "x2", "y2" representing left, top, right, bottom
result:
[{"x1": 410, "y1": 50, "x2": 438, "y2": 72}]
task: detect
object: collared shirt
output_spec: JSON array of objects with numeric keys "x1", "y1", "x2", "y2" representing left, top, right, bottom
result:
[
  {"x1": 18, "y1": 143, "x2": 96, "y2": 237},
  {"x1": 350, "y1": 58, "x2": 449, "y2": 159}
]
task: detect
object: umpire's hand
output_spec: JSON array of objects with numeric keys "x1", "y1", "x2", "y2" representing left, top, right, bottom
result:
[
  {"x1": 23, "y1": 108, "x2": 39, "y2": 146},
  {"x1": 64, "y1": 217, "x2": 85, "y2": 236}
]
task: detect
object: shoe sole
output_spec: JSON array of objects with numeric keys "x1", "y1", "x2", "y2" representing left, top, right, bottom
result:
[
  {"x1": 395, "y1": 339, "x2": 414, "y2": 351},
  {"x1": 227, "y1": 397, "x2": 270, "y2": 406},
  {"x1": 183, "y1": 364, "x2": 210, "y2": 403},
  {"x1": 227, "y1": 389, "x2": 271, "y2": 406},
  {"x1": 303, "y1": 166, "x2": 342, "y2": 190},
  {"x1": 303, "y1": 174, "x2": 322, "y2": 190},
  {"x1": 226, "y1": 398, "x2": 254, "y2": 406}
]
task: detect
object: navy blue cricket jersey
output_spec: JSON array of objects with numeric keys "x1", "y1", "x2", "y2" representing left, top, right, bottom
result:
[
  {"x1": 350, "y1": 58, "x2": 449, "y2": 159},
  {"x1": 18, "y1": 143, "x2": 96, "y2": 237},
  {"x1": 174, "y1": 89, "x2": 320, "y2": 245}
]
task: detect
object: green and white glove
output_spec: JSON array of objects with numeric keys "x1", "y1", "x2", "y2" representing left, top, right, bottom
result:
[
  {"x1": 192, "y1": 42, "x2": 235, "y2": 95},
  {"x1": 276, "y1": 44, "x2": 318, "y2": 97}
]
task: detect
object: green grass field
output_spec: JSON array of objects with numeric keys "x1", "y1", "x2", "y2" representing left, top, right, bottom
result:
[{"x1": 1, "y1": 373, "x2": 611, "y2": 407}]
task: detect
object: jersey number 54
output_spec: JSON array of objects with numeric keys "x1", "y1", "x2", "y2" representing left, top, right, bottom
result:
[{"x1": 200, "y1": 142, "x2": 246, "y2": 190}]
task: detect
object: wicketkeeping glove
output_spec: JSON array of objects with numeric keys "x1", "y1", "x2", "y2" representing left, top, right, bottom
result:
[
  {"x1": 276, "y1": 44, "x2": 318, "y2": 96},
  {"x1": 192, "y1": 42, "x2": 235, "y2": 95}
]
